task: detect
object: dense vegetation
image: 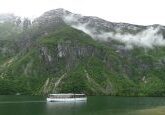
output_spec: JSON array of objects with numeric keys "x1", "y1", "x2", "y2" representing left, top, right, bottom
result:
[{"x1": 1, "y1": 13, "x2": 165, "y2": 96}]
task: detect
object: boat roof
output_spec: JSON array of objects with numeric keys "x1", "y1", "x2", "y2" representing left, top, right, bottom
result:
[{"x1": 49, "y1": 93, "x2": 86, "y2": 96}]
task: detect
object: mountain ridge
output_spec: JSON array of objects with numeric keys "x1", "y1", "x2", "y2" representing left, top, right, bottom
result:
[
  {"x1": 0, "y1": 8, "x2": 165, "y2": 96},
  {"x1": 34, "y1": 8, "x2": 165, "y2": 49}
]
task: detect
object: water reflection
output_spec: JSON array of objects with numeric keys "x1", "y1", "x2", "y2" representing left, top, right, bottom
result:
[
  {"x1": 0, "y1": 96, "x2": 165, "y2": 115},
  {"x1": 46, "y1": 101, "x2": 86, "y2": 115},
  {"x1": 124, "y1": 106, "x2": 165, "y2": 115},
  {"x1": 46, "y1": 101, "x2": 86, "y2": 108}
]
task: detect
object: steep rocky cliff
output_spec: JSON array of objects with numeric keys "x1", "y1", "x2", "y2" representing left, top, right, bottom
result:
[{"x1": 0, "y1": 9, "x2": 165, "y2": 96}]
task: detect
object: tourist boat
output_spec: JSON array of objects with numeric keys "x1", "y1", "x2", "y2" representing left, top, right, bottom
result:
[{"x1": 47, "y1": 93, "x2": 87, "y2": 102}]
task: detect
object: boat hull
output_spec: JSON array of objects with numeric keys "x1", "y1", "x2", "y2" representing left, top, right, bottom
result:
[{"x1": 47, "y1": 97, "x2": 87, "y2": 102}]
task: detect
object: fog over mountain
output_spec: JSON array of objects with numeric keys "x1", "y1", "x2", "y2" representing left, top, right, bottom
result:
[{"x1": 63, "y1": 13, "x2": 165, "y2": 49}]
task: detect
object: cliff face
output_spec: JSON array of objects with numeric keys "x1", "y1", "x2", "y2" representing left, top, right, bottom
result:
[{"x1": 0, "y1": 9, "x2": 165, "y2": 96}]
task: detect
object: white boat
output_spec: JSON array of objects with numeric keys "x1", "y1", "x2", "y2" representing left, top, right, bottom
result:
[{"x1": 47, "y1": 93, "x2": 87, "y2": 102}]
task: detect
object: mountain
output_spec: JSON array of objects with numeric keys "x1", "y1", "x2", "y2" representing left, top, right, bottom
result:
[{"x1": 0, "y1": 8, "x2": 165, "y2": 96}]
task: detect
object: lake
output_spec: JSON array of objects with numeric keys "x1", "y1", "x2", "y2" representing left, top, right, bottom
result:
[{"x1": 0, "y1": 96, "x2": 165, "y2": 115}]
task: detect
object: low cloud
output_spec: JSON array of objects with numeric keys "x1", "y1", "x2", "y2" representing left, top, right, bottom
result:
[
  {"x1": 63, "y1": 14, "x2": 165, "y2": 49},
  {"x1": 98, "y1": 27, "x2": 165, "y2": 49}
]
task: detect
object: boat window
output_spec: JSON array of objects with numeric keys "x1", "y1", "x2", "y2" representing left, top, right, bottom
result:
[{"x1": 48, "y1": 94, "x2": 86, "y2": 98}]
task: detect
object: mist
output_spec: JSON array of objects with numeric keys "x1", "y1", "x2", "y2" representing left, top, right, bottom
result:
[
  {"x1": 97, "y1": 27, "x2": 165, "y2": 49},
  {"x1": 63, "y1": 14, "x2": 165, "y2": 49}
]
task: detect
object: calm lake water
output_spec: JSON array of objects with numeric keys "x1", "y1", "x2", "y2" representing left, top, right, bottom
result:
[{"x1": 0, "y1": 96, "x2": 165, "y2": 115}]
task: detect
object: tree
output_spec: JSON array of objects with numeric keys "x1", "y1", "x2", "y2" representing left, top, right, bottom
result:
[
  {"x1": 23, "y1": 18, "x2": 31, "y2": 30},
  {"x1": 15, "y1": 17, "x2": 22, "y2": 26}
]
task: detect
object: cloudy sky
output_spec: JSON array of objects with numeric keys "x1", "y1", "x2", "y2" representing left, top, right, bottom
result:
[{"x1": 0, "y1": 0, "x2": 165, "y2": 25}]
